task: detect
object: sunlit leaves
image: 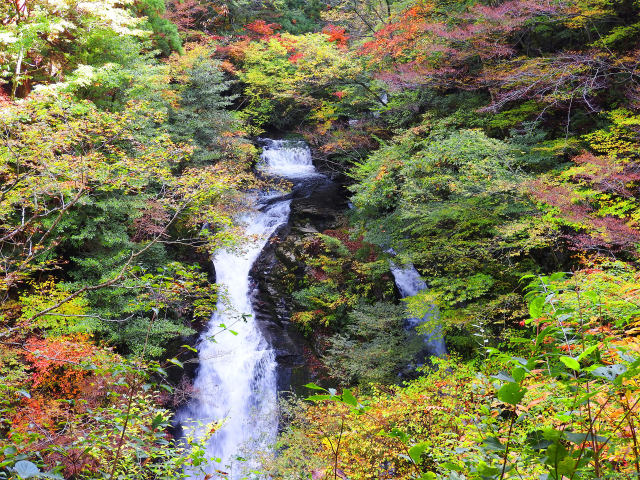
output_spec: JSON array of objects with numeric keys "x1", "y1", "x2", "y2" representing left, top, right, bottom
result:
[
  {"x1": 350, "y1": 128, "x2": 533, "y2": 329},
  {"x1": 0, "y1": 0, "x2": 150, "y2": 98},
  {"x1": 235, "y1": 32, "x2": 368, "y2": 131},
  {"x1": 18, "y1": 280, "x2": 92, "y2": 335}
]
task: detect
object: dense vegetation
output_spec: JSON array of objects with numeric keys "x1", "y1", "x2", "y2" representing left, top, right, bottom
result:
[{"x1": 1, "y1": 0, "x2": 640, "y2": 478}]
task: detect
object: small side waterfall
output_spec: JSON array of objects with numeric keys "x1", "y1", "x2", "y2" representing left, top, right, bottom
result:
[
  {"x1": 180, "y1": 139, "x2": 317, "y2": 479},
  {"x1": 390, "y1": 262, "x2": 447, "y2": 357}
]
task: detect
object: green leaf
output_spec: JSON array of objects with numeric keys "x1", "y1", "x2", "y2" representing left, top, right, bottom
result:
[
  {"x1": 386, "y1": 427, "x2": 410, "y2": 443},
  {"x1": 482, "y1": 436, "x2": 505, "y2": 452},
  {"x1": 151, "y1": 413, "x2": 166, "y2": 429},
  {"x1": 512, "y1": 356, "x2": 529, "y2": 367},
  {"x1": 477, "y1": 462, "x2": 500, "y2": 476},
  {"x1": 526, "y1": 430, "x2": 552, "y2": 451},
  {"x1": 529, "y1": 296, "x2": 545, "y2": 319},
  {"x1": 3, "y1": 446, "x2": 17, "y2": 456},
  {"x1": 549, "y1": 272, "x2": 566, "y2": 282},
  {"x1": 443, "y1": 461, "x2": 463, "y2": 471},
  {"x1": 408, "y1": 442, "x2": 429, "y2": 464},
  {"x1": 341, "y1": 389, "x2": 358, "y2": 407},
  {"x1": 497, "y1": 382, "x2": 527, "y2": 405},
  {"x1": 564, "y1": 432, "x2": 608, "y2": 444},
  {"x1": 492, "y1": 371, "x2": 514, "y2": 383},
  {"x1": 560, "y1": 356, "x2": 580, "y2": 371},
  {"x1": 306, "y1": 394, "x2": 333, "y2": 402},
  {"x1": 545, "y1": 442, "x2": 569, "y2": 466},
  {"x1": 577, "y1": 345, "x2": 598, "y2": 361},
  {"x1": 304, "y1": 382, "x2": 326, "y2": 391},
  {"x1": 556, "y1": 456, "x2": 578, "y2": 476},
  {"x1": 418, "y1": 473, "x2": 436, "y2": 480},
  {"x1": 512, "y1": 366, "x2": 526, "y2": 383},
  {"x1": 575, "y1": 389, "x2": 600, "y2": 405},
  {"x1": 167, "y1": 358, "x2": 184, "y2": 369},
  {"x1": 542, "y1": 428, "x2": 564, "y2": 442}
]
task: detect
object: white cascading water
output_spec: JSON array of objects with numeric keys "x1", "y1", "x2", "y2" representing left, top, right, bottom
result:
[
  {"x1": 258, "y1": 139, "x2": 316, "y2": 177},
  {"x1": 180, "y1": 139, "x2": 317, "y2": 479},
  {"x1": 390, "y1": 262, "x2": 447, "y2": 357}
]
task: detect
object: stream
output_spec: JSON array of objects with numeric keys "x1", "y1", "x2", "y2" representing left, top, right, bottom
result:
[{"x1": 178, "y1": 139, "x2": 320, "y2": 479}]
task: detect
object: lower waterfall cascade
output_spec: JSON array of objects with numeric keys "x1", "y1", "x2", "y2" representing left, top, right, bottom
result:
[{"x1": 178, "y1": 139, "x2": 319, "y2": 479}]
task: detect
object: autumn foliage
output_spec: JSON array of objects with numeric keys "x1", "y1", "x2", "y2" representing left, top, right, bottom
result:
[
  {"x1": 244, "y1": 19, "x2": 282, "y2": 39},
  {"x1": 3, "y1": 0, "x2": 640, "y2": 478},
  {"x1": 322, "y1": 24, "x2": 349, "y2": 47}
]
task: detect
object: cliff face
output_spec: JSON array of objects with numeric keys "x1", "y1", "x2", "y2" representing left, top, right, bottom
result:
[{"x1": 250, "y1": 171, "x2": 349, "y2": 392}]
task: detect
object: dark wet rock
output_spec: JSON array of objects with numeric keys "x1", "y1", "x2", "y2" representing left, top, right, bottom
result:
[
  {"x1": 289, "y1": 175, "x2": 348, "y2": 230},
  {"x1": 250, "y1": 170, "x2": 348, "y2": 392},
  {"x1": 174, "y1": 144, "x2": 350, "y2": 399}
]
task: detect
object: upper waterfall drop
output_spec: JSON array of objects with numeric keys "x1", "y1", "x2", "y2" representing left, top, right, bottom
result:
[
  {"x1": 179, "y1": 139, "x2": 318, "y2": 479},
  {"x1": 390, "y1": 262, "x2": 428, "y2": 299},
  {"x1": 258, "y1": 138, "x2": 317, "y2": 177}
]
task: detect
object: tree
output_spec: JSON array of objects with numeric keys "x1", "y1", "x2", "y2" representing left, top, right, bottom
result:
[
  {"x1": 323, "y1": 302, "x2": 424, "y2": 385},
  {"x1": 163, "y1": 0, "x2": 210, "y2": 33},
  {"x1": 132, "y1": 0, "x2": 182, "y2": 55},
  {"x1": 235, "y1": 32, "x2": 374, "y2": 131},
  {"x1": 0, "y1": 46, "x2": 252, "y2": 476},
  {"x1": 0, "y1": 0, "x2": 148, "y2": 97},
  {"x1": 0, "y1": 0, "x2": 182, "y2": 99},
  {"x1": 166, "y1": 46, "x2": 238, "y2": 162},
  {"x1": 350, "y1": 127, "x2": 547, "y2": 346}
]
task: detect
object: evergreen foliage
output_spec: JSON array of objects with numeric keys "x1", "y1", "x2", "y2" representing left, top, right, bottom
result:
[{"x1": 323, "y1": 302, "x2": 424, "y2": 385}]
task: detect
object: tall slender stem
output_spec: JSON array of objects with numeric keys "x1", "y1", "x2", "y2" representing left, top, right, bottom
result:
[{"x1": 500, "y1": 411, "x2": 516, "y2": 480}]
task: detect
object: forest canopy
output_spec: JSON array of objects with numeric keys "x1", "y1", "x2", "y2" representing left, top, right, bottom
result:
[{"x1": 1, "y1": 0, "x2": 640, "y2": 478}]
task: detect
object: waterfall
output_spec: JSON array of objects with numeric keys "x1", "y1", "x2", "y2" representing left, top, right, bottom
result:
[
  {"x1": 389, "y1": 262, "x2": 447, "y2": 357},
  {"x1": 179, "y1": 139, "x2": 317, "y2": 479},
  {"x1": 258, "y1": 138, "x2": 316, "y2": 177}
]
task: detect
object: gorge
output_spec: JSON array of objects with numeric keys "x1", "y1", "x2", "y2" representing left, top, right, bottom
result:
[
  {"x1": 179, "y1": 139, "x2": 325, "y2": 478},
  {"x1": 3, "y1": 1, "x2": 639, "y2": 478}
]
